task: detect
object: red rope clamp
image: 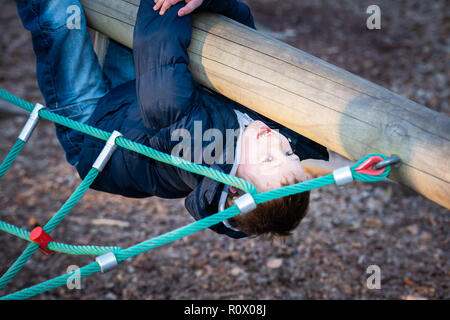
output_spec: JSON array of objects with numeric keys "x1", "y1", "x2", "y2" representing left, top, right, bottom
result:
[
  {"x1": 29, "y1": 227, "x2": 54, "y2": 255},
  {"x1": 355, "y1": 155, "x2": 386, "y2": 176}
]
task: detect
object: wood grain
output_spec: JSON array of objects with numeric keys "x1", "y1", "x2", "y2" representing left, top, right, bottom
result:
[{"x1": 80, "y1": 0, "x2": 450, "y2": 209}]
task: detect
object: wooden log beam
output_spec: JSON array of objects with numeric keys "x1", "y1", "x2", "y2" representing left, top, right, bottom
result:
[
  {"x1": 80, "y1": 0, "x2": 450, "y2": 209},
  {"x1": 93, "y1": 31, "x2": 109, "y2": 69}
]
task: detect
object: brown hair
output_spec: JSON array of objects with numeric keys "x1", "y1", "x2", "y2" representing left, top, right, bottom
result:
[{"x1": 225, "y1": 178, "x2": 310, "y2": 239}]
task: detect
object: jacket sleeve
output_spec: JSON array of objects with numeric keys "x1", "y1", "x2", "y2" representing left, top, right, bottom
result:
[
  {"x1": 200, "y1": 0, "x2": 256, "y2": 29},
  {"x1": 133, "y1": 0, "x2": 198, "y2": 131}
]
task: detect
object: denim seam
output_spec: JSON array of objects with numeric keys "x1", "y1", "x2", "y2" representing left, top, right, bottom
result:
[
  {"x1": 39, "y1": 30, "x2": 60, "y2": 113},
  {"x1": 30, "y1": 0, "x2": 39, "y2": 15}
]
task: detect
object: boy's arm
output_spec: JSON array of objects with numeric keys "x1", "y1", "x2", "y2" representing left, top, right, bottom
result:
[
  {"x1": 133, "y1": 0, "x2": 197, "y2": 131},
  {"x1": 199, "y1": 0, "x2": 255, "y2": 28},
  {"x1": 155, "y1": 0, "x2": 255, "y2": 29}
]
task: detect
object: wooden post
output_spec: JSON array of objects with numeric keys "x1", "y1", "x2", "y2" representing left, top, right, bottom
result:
[
  {"x1": 80, "y1": 0, "x2": 450, "y2": 209},
  {"x1": 93, "y1": 31, "x2": 109, "y2": 69}
]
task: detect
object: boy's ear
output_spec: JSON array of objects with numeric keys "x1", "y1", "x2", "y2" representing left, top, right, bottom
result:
[{"x1": 229, "y1": 186, "x2": 238, "y2": 194}]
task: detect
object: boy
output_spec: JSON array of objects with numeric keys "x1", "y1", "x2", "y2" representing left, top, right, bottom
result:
[{"x1": 16, "y1": 0, "x2": 328, "y2": 239}]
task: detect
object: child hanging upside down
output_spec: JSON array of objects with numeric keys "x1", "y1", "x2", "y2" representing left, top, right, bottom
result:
[{"x1": 16, "y1": 0, "x2": 328, "y2": 239}]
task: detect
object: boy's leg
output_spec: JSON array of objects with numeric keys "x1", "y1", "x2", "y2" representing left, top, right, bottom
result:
[
  {"x1": 16, "y1": 0, "x2": 108, "y2": 166},
  {"x1": 103, "y1": 40, "x2": 136, "y2": 89}
]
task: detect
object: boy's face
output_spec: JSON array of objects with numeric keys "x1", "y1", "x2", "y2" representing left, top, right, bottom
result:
[{"x1": 236, "y1": 120, "x2": 308, "y2": 192}]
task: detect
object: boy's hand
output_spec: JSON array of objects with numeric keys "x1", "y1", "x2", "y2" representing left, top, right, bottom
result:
[{"x1": 153, "y1": 0, "x2": 204, "y2": 17}]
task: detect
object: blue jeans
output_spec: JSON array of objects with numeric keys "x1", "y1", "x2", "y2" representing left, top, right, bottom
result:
[{"x1": 16, "y1": 0, "x2": 135, "y2": 166}]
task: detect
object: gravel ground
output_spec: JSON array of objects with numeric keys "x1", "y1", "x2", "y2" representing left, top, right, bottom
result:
[{"x1": 0, "y1": 0, "x2": 448, "y2": 300}]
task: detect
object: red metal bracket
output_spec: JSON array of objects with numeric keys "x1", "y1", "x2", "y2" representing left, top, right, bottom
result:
[{"x1": 29, "y1": 227, "x2": 54, "y2": 255}]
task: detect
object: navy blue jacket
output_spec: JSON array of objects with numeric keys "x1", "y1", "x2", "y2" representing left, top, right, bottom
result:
[{"x1": 76, "y1": 0, "x2": 328, "y2": 238}]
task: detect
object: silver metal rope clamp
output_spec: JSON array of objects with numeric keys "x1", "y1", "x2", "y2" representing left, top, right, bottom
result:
[
  {"x1": 333, "y1": 166, "x2": 354, "y2": 186},
  {"x1": 92, "y1": 130, "x2": 123, "y2": 172},
  {"x1": 96, "y1": 252, "x2": 118, "y2": 273},
  {"x1": 234, "y1": 193, "x2": 257, "y2": 215},
  {"x1": 18, "y1": 103, "x2": 46, "y2": 142}
]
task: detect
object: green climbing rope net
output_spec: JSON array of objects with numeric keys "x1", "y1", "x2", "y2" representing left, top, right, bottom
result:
[{"x1": 0, "y1": 88, "x2": 392, "y2": 300}]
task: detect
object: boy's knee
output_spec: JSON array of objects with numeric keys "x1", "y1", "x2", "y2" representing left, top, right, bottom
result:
[{"x1": 34, "y1": 0, "x2": 85, "y2": 32}]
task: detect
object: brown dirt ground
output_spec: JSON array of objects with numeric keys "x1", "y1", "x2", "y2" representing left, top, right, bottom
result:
[{"x1": 0, "y1": 0, "x2": 448, "y2": 300}]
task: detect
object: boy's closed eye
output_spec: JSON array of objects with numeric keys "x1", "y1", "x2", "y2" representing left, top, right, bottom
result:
[{"x1": 153, "y1": 0, "x2": 204, "y2": 17}]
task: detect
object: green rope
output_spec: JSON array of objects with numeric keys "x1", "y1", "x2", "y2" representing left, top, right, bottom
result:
[
  {"x1": 0, "y1": 244, "x2": 40, "y2": 291},
  {"x1": 0, "y1": 89, "x2": 257, "y2": 195},
  {"x1": 43, "y1": 168, "x2": 99, "y2": 233},
  {"x1": 1, "y1": 263, "x2": 101, "y2": 300},
  {"x1": 0, "y1": 156, "x2": 391, "y2": 300},
  {"x1": 0, "y1": 89, "x2": 395, "y2": 300},
  {"x1": 0, "y1": 168, "x2": 99, "y2": 290},
  {"x1": 115, "y1": 136, "x2": 257, "y2": 195},
  {"x1": 0, "y1": 220, "x2": 122, "y2": 255},
  {"x1": 0, "y1": 220, "x2": 30, "y2": 241},
  {"x1": 0, "y1": 139, "x2": 25, "y2": 180}
]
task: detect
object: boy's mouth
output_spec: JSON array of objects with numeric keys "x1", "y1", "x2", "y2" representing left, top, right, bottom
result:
[{"x1": 257, "y1": 127, "x2": 271, "y2": 139}]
